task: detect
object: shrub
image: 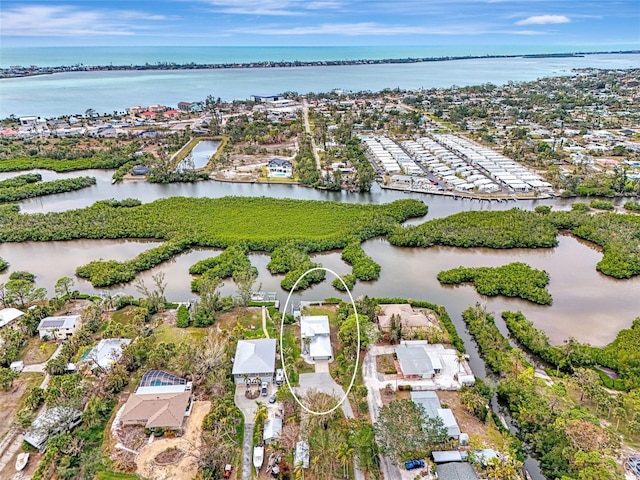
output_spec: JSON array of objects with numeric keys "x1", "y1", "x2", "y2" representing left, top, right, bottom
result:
[
  {"x1": 624, "y1": 201, "x2": 640, "y2": 212},
  {"x1": 589, "y1": 199, "x2": 614, "y2": 211},
  {"x1": 176, "y1": 305, "x2": 190, "y2": 328}
]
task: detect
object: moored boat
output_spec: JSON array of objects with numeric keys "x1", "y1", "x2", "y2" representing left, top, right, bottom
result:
[
  {"x1": 253, "y1": 445, "x2": 264, "y2": 471},
  {"x1": 15, "y1": 452, "x2": 29, "y2": 471}
]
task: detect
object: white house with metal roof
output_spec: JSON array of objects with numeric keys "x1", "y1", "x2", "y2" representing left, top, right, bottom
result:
[
  {"x1": 83, "y1": 338, "x2": 132, "y2": 370},
  {"x1": 0, "y1": 308, "x2": 24, "y2": 329},
  {"x1": 300, "y1": 315, "x2": 333, "y2": 361},
  {"x1": 411, "y1": 391, "x2": 461, "y2": 440},
  {"x1": 232, "y1": 338, "x2": 277, "y2": 385},
  {"x1": 37, "y1": 315, "x2": 80, "y2": 340}
]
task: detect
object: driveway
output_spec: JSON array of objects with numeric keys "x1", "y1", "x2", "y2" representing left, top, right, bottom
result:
[{"x1": 234, "y1": 384, "x2": 274, "y2": 480}]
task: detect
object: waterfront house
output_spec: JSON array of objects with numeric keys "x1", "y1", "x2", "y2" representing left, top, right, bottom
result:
[
  {"x1": 267, "y1": 158, "x2": 293, "y2": 178},
  {"x1": 232, "y1": 339, "x2": 277, "y2": 385},
  {"x1": 300, "y1": 315, "x2": 332, "y2": 361},
  {"x1": 377, "y1": 303, "x2": 436, "y2": 333},
  {"x1": 37, "y1": 315, "x2": 80, "y2": 340},
  {"x1": 120, "y1": 370, "x2": 192, "y2": 430}
]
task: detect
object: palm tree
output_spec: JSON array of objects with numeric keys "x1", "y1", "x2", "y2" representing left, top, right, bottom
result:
[
  {"x1": 337, "y1": 442, "x2": 353, "y2": 479},
  {"x1": 254, "y1": 402, "x2": 268, "y2": 425},
  {"x1": 455, "y1": 350, "x2": 465, "y2": 373}
]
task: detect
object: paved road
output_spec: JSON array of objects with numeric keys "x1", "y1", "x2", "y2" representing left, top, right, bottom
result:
[
  {"x1": 241, "y1": 421, "x2": 254, "y2": 480},
  {"x1": 301, "y1": 98, "x2": 322, "y2": 171},
  {"x1": 362, "y1": 349, "x2": 404, "y2": 480},
  {"x1": 0, "y1": 343, "x2": 65, "y2": 476}
]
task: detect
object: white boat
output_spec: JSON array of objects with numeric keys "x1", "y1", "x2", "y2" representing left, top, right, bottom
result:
[
  {"x1": 15, "y1": 452, "x2": 29, "y2": 471},
  {"x1": 253, "y1": 445, "x2": 264, "y2": 471}
]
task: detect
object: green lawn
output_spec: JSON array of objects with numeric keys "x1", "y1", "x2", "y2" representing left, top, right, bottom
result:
[
  {"x1": 155, "y1": 325, "x2": 208, "y2": 344},
  {"x1": 96, "y1": 471, "x2": 140, "y2": 480},
  {"x1": 21, "y1": 336, "x2": 57, "y2": 365}
]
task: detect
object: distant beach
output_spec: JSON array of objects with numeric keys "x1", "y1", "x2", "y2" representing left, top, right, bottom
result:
[{"x1": 6, "y1": 50, "x2": 639, "y2": 79}]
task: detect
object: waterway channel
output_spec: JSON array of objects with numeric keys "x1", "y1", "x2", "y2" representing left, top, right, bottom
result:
[
  {"x1": 0, "y1": 170, "x2": 637, "y2": 479},
  {"x1": 175, "y1": 139, "x2": 221, "y2": 171}
]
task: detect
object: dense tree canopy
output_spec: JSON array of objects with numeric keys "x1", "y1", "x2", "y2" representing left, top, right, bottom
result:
[{"x1": 438, "y1": 262, "x2": 552, "y2": 305}]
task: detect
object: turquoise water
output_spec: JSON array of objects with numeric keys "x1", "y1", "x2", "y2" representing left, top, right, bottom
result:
[
  {"x1": 1, "y1": 51, "x2": 639, "y2": 118},
  {"x1": 3, "y1": 44, "x2": 638, "y2": 68}
]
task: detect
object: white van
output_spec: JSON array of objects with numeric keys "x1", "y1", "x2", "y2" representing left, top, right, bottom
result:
[{"x1": 275, "y1": 369, "x2": 284, "y2": 385}]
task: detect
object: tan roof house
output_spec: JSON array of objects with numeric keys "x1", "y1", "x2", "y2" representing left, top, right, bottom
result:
[
  {"x1": 120, "y1": 370, "x2": 192, "y2": 430},
  {"x1": 377, "y1": 304, "x2": 436, "y2": 332}
]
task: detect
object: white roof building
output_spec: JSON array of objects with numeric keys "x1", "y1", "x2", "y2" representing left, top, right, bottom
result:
[
  {"x1": 263, "y1": 417, "x2": 283, "y2": 443},
  {"x1": 0, "y1": 308, "x2": 24, "y2": 329},
  {"x1": 37, "y1": 315, "x2": 80, "y2": 339},
  {"x1": 232, "y1": 339, "x2": 277, "y2": 384},
  {"x1": 300, "y1": 315, "x2": 333, "y2": 361},
  {"x1": 83, "y1": 338, "x2": 132, "y2": 370}
]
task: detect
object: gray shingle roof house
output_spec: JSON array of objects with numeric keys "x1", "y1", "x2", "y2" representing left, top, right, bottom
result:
[
  {"x1": 232, "y1": 339, "x2": 277, "y2": 385},
  {"x1": 267, "y1": 158, "x2": 293, "y2": 178},
  {"x1": 395, "y1": 342, "x2": 441, "y2": 379},
  {"x1": 411, "y1": 391, "x2": 461, "y2": 439},
  {"x1": 435, "y1": 462, "x2": 479, "y2": 480}
]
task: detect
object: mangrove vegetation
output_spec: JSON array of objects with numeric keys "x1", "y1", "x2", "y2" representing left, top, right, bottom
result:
[
  {"x1": 437, "y1": 262, "x2": 552, "y2": 305},
  {"x1": 0, "y1": 174, "x2": 96, "y2": 203},
  {"x1": 0, "y1": 196, "x2": 427, "y2": 287},
  {"x1": 463, "y1": 304, "x2": 626, "y2": 480}
]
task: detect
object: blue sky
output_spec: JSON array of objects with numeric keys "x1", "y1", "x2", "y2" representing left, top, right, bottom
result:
[{"x1": 1, "y1": 0, "x2": 639, "y2": 47}]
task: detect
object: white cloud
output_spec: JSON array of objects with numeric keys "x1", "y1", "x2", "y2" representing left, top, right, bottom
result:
[
  {"x1": 204, "y1": 0, "x2": 342, "y2": 16},
  {"x1": 0, "y1": 5, "x2": 167, "y2": 36},
  {"x1": 232, "y1": 22, "x2": 497, "y2": 36},
  {"x1": 515, "y1": 14, "x2": 570, "y2": 25}
]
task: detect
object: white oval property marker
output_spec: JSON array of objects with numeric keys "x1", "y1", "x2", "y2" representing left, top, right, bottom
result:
[{"x1": 279, "y1": 267, "x2": 360, "y2": 416}]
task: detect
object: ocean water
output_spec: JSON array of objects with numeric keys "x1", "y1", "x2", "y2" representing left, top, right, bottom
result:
[{"x1": 1, "y1": 49, "x2": 639, "y2": 118}]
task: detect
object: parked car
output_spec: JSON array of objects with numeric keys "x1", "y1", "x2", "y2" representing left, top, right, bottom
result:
[
  {"x1": 275, "y1": 368, "x2": 284, "y2": 385},
  {"x1": 261, "y1": 381, "x2": 269, "y2": 396},
  {"x1": 269, "y1": 392, "x2": 277, "y2": 404},
  {"x1": 223, "y1": 464, "x2": 232, "y2": 478},
  {"x1": 405, "y1": 459, "x2": 425, "y2": 470}
]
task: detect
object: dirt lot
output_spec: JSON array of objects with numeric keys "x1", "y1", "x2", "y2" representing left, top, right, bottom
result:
[
  {"x1": 437, "y1": 391, "x2": 503, "y2": 448},
  {"x1": 0, "y1": 373, "x2": 43, "y2": 440},
  {"x1": 213, "y1": 140, "x2": 297, "y2": 181},
  {"x1": 378, "y1": 389, "x2": 503, "y2": 450},
  {"x1": 135, "y1": 401, "x2": 211, "y2": 480}
]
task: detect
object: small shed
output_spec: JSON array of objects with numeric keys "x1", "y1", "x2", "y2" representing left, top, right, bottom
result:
[
  {"x1": 432, "y1": 451, "x2": 463, "y2": 464},
  {"x1": 294, "y1": 441, "x2": 309, "y2": 469},
  {"x1": 263, "y1": 417, "x2": 282, "y2": 443}
]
